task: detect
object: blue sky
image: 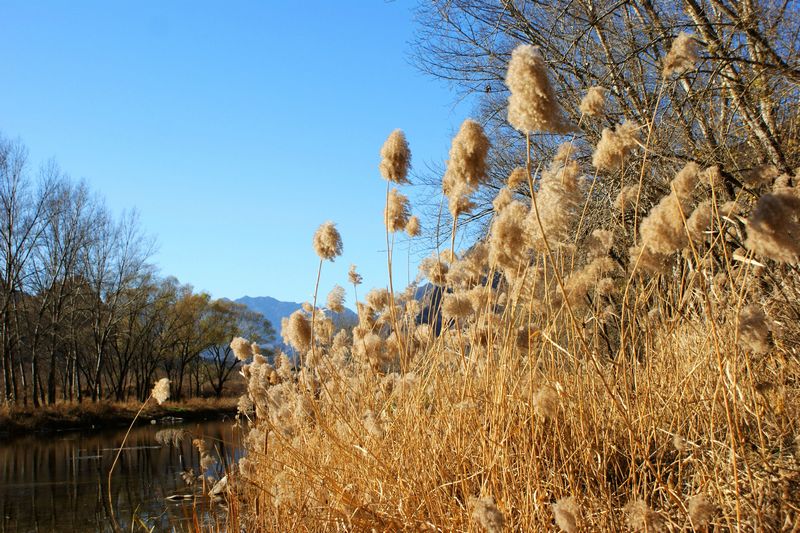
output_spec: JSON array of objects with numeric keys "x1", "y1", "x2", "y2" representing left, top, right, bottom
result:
[{"x1": 0, "y1": 1, "x2": 472, "y2": 305}]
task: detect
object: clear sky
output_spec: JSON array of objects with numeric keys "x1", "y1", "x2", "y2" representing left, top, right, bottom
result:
[{"x1": 0, "y1": 1, "x2": 472, "y2": 305}]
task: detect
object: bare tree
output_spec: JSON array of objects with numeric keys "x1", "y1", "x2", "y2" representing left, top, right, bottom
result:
[
  {"x1": 1, "y1": 134, "x2": 269, "y2": 406},
  {"x1": 82, "y1": 208, "x2": 154, "y2": 401},
  {"x1": 412, "y1": 0, "x2": 799, "y2": 246},
  {"x1": 0, "y1": 137, "x2": 57, "y2": 403}
]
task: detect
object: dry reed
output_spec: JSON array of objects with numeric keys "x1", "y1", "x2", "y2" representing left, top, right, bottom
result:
[{"x1": 222, "y1": 36, "x2": 800, "y2": 533}]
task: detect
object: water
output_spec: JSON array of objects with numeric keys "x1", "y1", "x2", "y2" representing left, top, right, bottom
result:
[{"x1": 0, "y1": 417, "x2": 242, "y2": 532}]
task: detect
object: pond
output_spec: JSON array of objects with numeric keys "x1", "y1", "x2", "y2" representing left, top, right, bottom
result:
[{"x1": 0, "y1": 417, "x2": 242, "y2": 532}]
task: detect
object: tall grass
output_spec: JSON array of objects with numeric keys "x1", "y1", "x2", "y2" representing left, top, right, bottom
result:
[{"x1": 225, "y1": 42, "x2": 799, "y2": 532}]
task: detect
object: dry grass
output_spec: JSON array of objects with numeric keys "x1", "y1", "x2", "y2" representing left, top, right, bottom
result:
[{"x1": 223, "y1": 43, "x2": 800, "y2": 532}]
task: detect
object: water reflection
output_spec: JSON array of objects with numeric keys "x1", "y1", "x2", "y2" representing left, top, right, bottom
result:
[{"x1": 0, "y1": 418, "x2": 241, "y2": 532}]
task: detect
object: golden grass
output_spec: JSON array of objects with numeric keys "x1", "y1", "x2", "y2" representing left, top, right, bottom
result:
[{"x1": 221, "y1": 42, "x2": 800, "y2": 533}]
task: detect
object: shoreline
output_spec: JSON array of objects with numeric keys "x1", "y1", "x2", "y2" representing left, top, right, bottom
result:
[{"x1": 0, "y1": 397, "x2": 239, "y2": 438}]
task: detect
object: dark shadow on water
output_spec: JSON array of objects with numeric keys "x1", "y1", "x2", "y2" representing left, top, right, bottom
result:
[{"x1": 0, "y1": 417, "x2": 241, "y2": 532}]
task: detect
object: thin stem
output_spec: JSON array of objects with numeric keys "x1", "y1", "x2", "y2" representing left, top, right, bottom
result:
[
  {"x1": 631, "y1": 80, "x2": 666, "y2": 240},
  {"x1": 450, "y1": 214, "x2": 458, "y2": 261},
  {"x1": 525, "y1": 131, "x2": 636, "y2": 439},
  {"x1": 308, "y1": 258, "x2": 323, "y2": 369},
  {"x1": 384, "y1": 181, "x2": 406, "y2": 370},
  {"x1": 107, "y1": 397, "x2": 150, "y2": 532}
]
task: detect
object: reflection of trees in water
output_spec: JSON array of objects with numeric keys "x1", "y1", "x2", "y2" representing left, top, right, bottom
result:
[{"x1": 0, "y1": 419, "x2": 240, "y2": 532}]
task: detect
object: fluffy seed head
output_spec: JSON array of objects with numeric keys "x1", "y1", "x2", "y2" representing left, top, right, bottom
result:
[
  {"x1": 447, "y1": 181, "x2": 477, "y2": 217},
  {"x1": 663, "y1": 32, "x2": 700, "y2": 77},
  {"x1": 469, "y1": 496, "x2": 505, "y2": 533},
  {"x1": 379, "y1": 129, "x2": 411, "y2": 184},
  {"x1": 743, "y1": 165, "x2": 779, "y2": 187},
  {"x1": 152, "y1": 378, "x2": 170, "y2": 405},
  {"x1": 625, "y1": 499, "x2": 666, "y2": 532},
  {"x1": 579, "y1": 86, "x2": 606, "y2": 116},
  {"x1": 385, "y1": 188, "x2": 410, "y2": 232},
  {"x1": 527, "y1": 144, "x2": 583, "y2": 248},
  {"x1": 281, "y1": 310, "x2": 311, "y2": 353},
  {"x1": 702, "y1": 165, "x2": 724, "y2": 188},
  {"x1": 230, "y1": 337, "x2": 253, "y2": 361},
  {"x1": 615, "y1": 184, "x2": 640, "y2": 211},
  {"x1": 745, "y1": 188, "x2": 800, "y2": 263},
  {"x1": 587, "y1": 229, "x2": 614, "y2": 259},
  {"x1": 406, "y1": 215, "x2": 421, "y2": 237},
  {"x1": 639, "y1": 195, "x2": 687, "y2": 255},
  {"x1": 687, "y1": 200, "x2": 712, "y2": 242},
  {"x1": 737, "y1": 304, "x2": 772, "y2": 354},
  {"x1": 442, "y1": 292, "x2": 474, "y2": 319},
  {"x1": 365, "y1": 287, "x2": 390, "y2": 312},
  {"x1": 419, "y1": 256, "x2": 450, "y2": 286},
  {"x1": 313, "y1": 221, "x2": 343, "y2": 261},
  {"x1": 442, "y1": 119, "x2": 491, "y2": 197},
  {"x1": 672, "y1": 161, "x2": 700, "y2": 200},
  {"x1": 592, "y1": 120, "x2": 639, "y2": 171},
  {"x1": 505, "y1": 44, "x2": 572, "y2": 134},
  {"x1": 492, "y1": 187, "x2": 514, "y2": 212},
  {"x1": 533, "y1": 386, "x2": 558, "y2": 419},
  {"x1": 638, "y1": 163, "x2": 700, "y2": 256},
  {"x1": 688, "y1": 495, "x2": 717, "y2": 528},
  {"x1": 489, "y1": 200, "x2": 531, "y2": 276},
  {"x1": 552, "y1": 496, "x2": 579, "y2": 533},
  {"x1": 507, "y1": 167, "x2": 528, "y2": 189},
  {"x1": 348, "y1": 264, "x2": 362, "y2": 285},
  {"x1": 326, "y1": 285, "x2": 345, "y2": 313},
  {"x1": 629, "y1": 242, "x2": 672, "y2": 274}
]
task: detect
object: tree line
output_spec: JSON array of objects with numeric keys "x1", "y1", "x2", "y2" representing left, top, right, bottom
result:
[{"x1": 1, "y1": 135, "x2": 274, "y2": 407}]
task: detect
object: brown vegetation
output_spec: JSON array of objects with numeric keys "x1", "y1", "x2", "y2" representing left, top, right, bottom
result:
[
  {"x1": 222, "y1": 2, "x2": 800, "y2": 529},
  {"x1": 0, "y1": 396, "x2": 238, "y2": 436}
]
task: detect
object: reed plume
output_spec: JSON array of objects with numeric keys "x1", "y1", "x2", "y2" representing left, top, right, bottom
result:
[
  {"x1": 326, "y1": 285, "x2": 345, "y2": 313},
  {"x1": 230, "y1": 337, "x2": 253, "y2": 361},
  {"x1": 745, "y1": 188, "x2": 800, "y2": 263},
  {"x1": 552, "y1": 496, "x2": 579, "y2": 533},
  {"x1": 579, "y1": 86, "x2": 606, "y2": 116},
  {"x1": 348, "y1": 264, "x2": 362, "y2": 285},
  {"x1": 469, "y1": 496, "x2": 505, "y2": 533},
  {"x1": 663, "y1": 32, "x2": 700, "y2": 77},
  {"x1": 151, "y1": 378, "x2": 170, "y2": 405},
  {"x1": 592, "y1": 120, "x2": 640, "y2": 171},
  {"x1": 406, "y1": 215, "x2": 421, "y2": 237},
  {"x1": 379, "y1": 129, "x2": 411, "y2": 184},
  {"x1": 385, "y1": 188, "x2": 410, "y2": 232},
  {"x1": 312, "y1": 221, "x2": 343, "y2": 261},
  {"x1": 505, "y1": 44, "x2": 572, "y2": 133},
  {"x1": 442, "y1": 119, "x2": 491, "y2": 200}
]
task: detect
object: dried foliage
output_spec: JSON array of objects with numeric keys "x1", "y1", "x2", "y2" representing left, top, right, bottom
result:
[
  {"x1": 312, "y1": 221, "x2": 343, "y2": 261},
  {"x1": 579, "y1": 86, "x2": 606, "y2": 117},
  {"x1": 505, "y1": 44, "x2": 572, "y2": 134},
  {"x1": 379, "y1": 129, "x2": 411, "y2": 184},
  {"x1": 228, "y1": 2, "x2": 800, "y2": 531}
]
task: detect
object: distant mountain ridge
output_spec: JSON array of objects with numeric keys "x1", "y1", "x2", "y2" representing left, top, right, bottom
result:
[{"x1": 235, "y1": 295, "x2": 357, "y2": 349}]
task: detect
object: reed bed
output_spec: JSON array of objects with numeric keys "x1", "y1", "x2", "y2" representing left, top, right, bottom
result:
[{"x1": 222, "y1": 39, "x2": 800, "y2": 532}]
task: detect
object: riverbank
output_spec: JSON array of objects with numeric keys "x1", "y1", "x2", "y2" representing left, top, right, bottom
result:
[{"x1": 0, "y1": 397, "x2": 239, "y2": 437}]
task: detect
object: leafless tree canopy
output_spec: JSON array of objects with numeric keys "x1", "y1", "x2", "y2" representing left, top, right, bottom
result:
[
  {"x1": 0, "y1": 135, "x2": 274, "y2": 406},
  {"x1": 412, "y1": 0, "x2": 799, "y2": 244}
]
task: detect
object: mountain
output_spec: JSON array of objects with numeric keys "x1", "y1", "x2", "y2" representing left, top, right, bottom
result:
[{"x1": 235, "y1": 295, "x2": 358, "y2": 349}]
